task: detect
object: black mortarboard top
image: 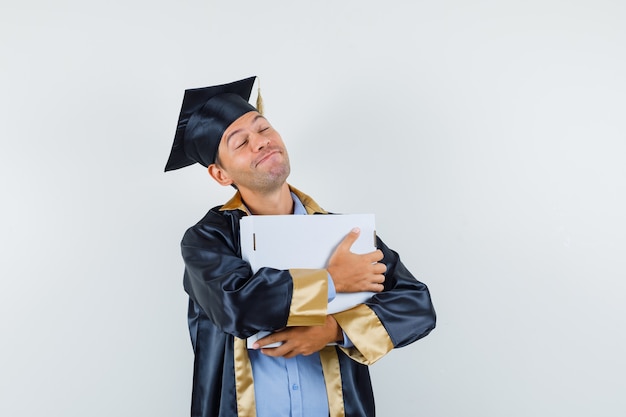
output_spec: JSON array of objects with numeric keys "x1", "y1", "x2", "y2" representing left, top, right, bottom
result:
[{"x1": 164, "y1": 76, "x2": 257, "y2": 171}]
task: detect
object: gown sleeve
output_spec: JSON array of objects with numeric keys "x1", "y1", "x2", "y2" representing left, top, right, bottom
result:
[
  {"x1": 181, "y1": 209, "x2": 328, "y2": 339},
  {"x1": 333, "y1": 235, "x2": 436, "y2": 365}
]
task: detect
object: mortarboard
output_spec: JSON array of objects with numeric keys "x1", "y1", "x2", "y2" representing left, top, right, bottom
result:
[{"x1": 164, "y1": 76, "x2": 258, "y2": 171}]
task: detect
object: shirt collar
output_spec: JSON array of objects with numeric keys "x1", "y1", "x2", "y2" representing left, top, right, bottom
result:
[{"x1": 291, "y1": 192, "x2": 306, "y2": 215}]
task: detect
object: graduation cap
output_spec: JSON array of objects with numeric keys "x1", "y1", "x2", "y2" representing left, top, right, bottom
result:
[{"x1": 164, "y1": 76, "x2": 260, "y2": 171}]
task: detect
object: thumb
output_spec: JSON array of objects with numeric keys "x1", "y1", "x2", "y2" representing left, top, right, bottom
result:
[{"x1": 337, "y1": 227, "x2": 360, "y2": 252}]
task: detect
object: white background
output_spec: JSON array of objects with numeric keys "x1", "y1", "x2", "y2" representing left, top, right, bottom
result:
[{"x1": 2, "y1": 1, "x2": 625, "y2": 416}]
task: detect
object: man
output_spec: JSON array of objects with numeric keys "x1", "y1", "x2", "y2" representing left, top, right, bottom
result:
[{"x1": 165, "y1": 76, "x2": 436, "y2": 417}]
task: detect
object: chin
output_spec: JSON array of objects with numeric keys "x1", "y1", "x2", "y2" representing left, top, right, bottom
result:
[{"x1": 256, "y1": 170, "x2": 290, "y2": 192}]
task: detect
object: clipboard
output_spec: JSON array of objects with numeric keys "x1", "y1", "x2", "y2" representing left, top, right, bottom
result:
[{"x1": 239, "y1": 213, "x2": 376, "y2": 348}]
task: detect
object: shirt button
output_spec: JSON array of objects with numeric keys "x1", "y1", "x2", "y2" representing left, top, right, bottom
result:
[{"x1": 292, "y1": 384, "x2": 299, "y2": 390}]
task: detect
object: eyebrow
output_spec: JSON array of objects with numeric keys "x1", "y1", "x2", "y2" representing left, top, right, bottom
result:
[{"x1": 225, "y1": 114, "x2": 266, "y2": 146}]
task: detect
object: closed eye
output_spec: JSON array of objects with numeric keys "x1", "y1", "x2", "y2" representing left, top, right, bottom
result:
[{"x1": 235, "y1": 138, "x2": 248, "y2": 149}]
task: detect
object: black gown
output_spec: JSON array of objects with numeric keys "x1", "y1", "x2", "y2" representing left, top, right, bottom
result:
[{"x1": 180, "y1": 186, "x2": 436, "y2": 416}]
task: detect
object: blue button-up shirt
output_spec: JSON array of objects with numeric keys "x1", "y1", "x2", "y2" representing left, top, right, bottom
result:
[{"x1": 247, "y1": 193, "x2": 331, "y2": 417}]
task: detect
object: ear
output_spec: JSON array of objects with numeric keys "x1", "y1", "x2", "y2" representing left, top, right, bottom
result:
[{"x1": 208, "y1": 163, "x2": 234, "y2": 187}]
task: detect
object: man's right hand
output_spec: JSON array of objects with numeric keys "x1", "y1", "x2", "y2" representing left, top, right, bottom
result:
[{"x1": 327, "y1": 228, "x2": 387, "y2": 293}]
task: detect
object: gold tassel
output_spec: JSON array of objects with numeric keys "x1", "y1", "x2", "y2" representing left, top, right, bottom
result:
[{"x1": 256, "y1": 78, "x2": 264, "y2": 116}]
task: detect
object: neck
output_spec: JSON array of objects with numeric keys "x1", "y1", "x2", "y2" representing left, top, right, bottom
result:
[{"x1": 239, "y1": 182, "x2": 293, "y2": 215}]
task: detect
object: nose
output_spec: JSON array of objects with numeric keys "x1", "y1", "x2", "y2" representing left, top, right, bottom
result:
[{"x1": 253, "y1": 134, "x2": 270, "y2": 152}]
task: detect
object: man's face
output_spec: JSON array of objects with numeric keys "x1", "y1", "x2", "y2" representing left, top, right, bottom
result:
[{"x1": 210, "y1": 111, "x2": 290, "y2": 193}]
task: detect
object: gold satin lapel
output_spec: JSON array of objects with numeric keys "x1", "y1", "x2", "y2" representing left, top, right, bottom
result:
[
  {"x1": 320, "y1": 347, "x2": 345, "y2": 417},
  {"x1": 287, "y1": 269, "x2": 328, "y2": 326},
  {"x1": 219, "y1": 191, "x2": 247, "y2": 212},
  {"x1": 333, "y1": 304, "x2": 394, "y2": 365},
  {"x1": 234, "y1": 337, "x2": 256, "y2": 416}
]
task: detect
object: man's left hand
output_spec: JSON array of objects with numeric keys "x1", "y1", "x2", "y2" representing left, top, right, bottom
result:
[{"x1": 253, "y1": 315, "x2": 343, "y2": 358}]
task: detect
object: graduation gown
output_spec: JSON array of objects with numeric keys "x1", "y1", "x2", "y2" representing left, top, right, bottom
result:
[{"x1": 181, "y1": 186, "x2": 436, "y2": 417}]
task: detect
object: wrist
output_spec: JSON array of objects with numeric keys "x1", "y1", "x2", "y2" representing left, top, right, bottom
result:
[
  {"x1": 332, "y1": 317, "x2": 343, "y2": 343},
  {"x1": 325, "y1": 315, "x2": 343, "y2": 344},
  {"x1": 327, "y1": 269, "x2": 342, "y2": 293},
  {"x1": 335, "y1": 329, "x2": 343, "y2": 344}
]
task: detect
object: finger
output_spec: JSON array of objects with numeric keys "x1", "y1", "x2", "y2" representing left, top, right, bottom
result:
[
  {"x1": 367, "y1": 272, "x2": 385, "y2": 283},
  {"x1": 364, "y1": 249, "x2": 384, "y2": 263},
  {"x1": 261, "y1": 345, "x2": 286, "y2": 357},
  {"x1": 260, "y1": 337, "x2": 292, "y2": 356},
  {"x1": 253, "y1": 335, "x2": 273, "y2": 349},
  {"x1": 254, "y1": 332, "x2": 285, "y2": 349},
  {"x1": 372, "y1": 262, "x2": 387, "y2": 274},
  {"x1": 366, "y1": 275, "x2": 385, "y2": 291},
  {"x1": 266, "y1": 341, "x2": 301, "y2": 358},
  {"x1": 336, "y1": 228, "x2": 360, "y2": 252}
]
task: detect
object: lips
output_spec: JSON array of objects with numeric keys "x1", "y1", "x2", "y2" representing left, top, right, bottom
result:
[{"x1": 255, "y1": 149, "x2": 280, "y2": 167}]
